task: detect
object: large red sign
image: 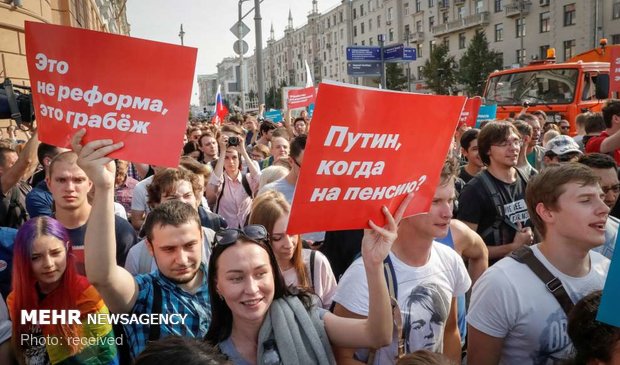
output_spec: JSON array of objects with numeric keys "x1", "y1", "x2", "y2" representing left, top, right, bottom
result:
[
  {"x1": 25, "y1": 22, "x2": 197, "y2": 167},
  {"x1": 287, "y1": 83, "x2": 467, "y2": 234},
  {"x1": 611, "y1": 46, "x2": 620, "y2": 94},
  {"x1": 287, "y1": 86, "x2": 316, "y2": 109}
]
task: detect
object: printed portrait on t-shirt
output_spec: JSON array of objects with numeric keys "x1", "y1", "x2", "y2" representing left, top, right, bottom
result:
[{"x1": 402, "y1": 283, "x2": 450, "y2": 353}]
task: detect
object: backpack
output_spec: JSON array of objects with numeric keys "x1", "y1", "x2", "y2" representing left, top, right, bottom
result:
[
  {"x1": 477, "y1": 168, "x2": 529, "y2": 245},
  {"x1": 0, "y1": 184, "x2": 29, "y2": 228}
]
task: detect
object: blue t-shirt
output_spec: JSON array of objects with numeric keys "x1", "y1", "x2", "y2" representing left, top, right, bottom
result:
[{"x1": 0, "y1": 227, "x2": 18, "y2": 299}]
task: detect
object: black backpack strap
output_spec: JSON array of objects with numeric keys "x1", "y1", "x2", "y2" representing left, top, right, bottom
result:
[
  {"x1": 214, "y1": 177, "x2": 225, "y2": 214},
  {"x1": 478, "y1": 171, "x2": 520, "y2": 243},
  {"x1": 241, "y1": 173, "x2": 253, "y2": 198},
  {"x1": 510, "y1": 246, "x2": 574, "y2": 315},
  {"x1": 148, "y1": 280, "x2": 163, "y2": 342},
  {"x1": 310, "y1": 250, "x2": 316, "y2": 288}
]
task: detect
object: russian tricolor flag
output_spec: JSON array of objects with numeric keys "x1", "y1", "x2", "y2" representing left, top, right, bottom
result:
[{"x1": 211, "y1": 84, "x2": 228, "y2": 125}]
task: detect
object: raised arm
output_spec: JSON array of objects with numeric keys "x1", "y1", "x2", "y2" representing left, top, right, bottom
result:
[
  {"x1": 72, "y1": 130, "x2": 138, "y2": 314},
  {"x1": 205, "y1": 136, "x2": 228, "y2": 206},
  {"x1": 1, "y1": 131, "x2": 39, "y2": 194},
  {"x1": 325, "y1": 193, "x2": 413, "y2": 349}
]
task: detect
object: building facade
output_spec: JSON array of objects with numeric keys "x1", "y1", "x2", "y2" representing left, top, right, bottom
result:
[
  {"x1": 196, "y1": 73, "x2": 218, "y2": 109},
  {"x1": 215, "y1": 0, "x2": 620, "y2": 102}
]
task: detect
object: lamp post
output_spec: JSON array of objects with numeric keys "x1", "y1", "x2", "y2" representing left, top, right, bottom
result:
[
  {"x1": 178, "y1": 24, "x2": 185, "y2": 46},
  {"x1": 238, "y1": 0, "x2": 249, "y2": 112},
  {"x1": 254, "y1": 0, "x2": 265, "y2": 105}
]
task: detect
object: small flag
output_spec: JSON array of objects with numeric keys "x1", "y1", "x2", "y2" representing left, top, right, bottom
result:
[{"x1": 211, "y1": 84, "x2": 229, "y2": 125}]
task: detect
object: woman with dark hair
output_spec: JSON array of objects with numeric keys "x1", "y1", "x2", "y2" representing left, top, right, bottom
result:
[
  {"x1": 7, "y1": 216, "x2": 118, "y2": 364},
  {"x1": 568, "y1": 290, "x2": 620, "y2": 365},
  {"x1": 135, "y1": 336, "x2": 230, "y2": 365},
  {"x1": 183, "y1": 141, "x2": 204, "y2": 162},
  {"x1": 249, "y1": 190, "x2": 336, "y2": 308},
  {"x1": 205, "y1": 194, "x2": 413, "y2": 365}
]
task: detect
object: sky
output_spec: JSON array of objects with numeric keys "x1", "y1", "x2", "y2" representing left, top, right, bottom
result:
[{"x1": 126, "y1": 0, "x2": 342, "y2": 105}]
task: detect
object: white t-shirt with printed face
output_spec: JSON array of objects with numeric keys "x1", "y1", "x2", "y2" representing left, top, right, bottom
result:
[
  {"x1": 467, "y1": 244, "x2": 610, "y2": 365},
  {"x1": 333, "y1": 242, "x2": 471, "y2": 365}
]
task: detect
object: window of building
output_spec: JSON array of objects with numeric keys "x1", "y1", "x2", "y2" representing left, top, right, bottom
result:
[
  {"x1": 369, "y1": 19, "x2": 373, "y2": 30},
  {"x1": 614, "y1": 1, "x2": 620, "y2": 19},
  {"x1": 430, "y1": 40, "x2": 436, "y2": 53},
  {"x1": 497, "y1": 52, "x2": 504, "y2": 66},
  {"x1": 353, "y1": 8, "x2": 357, "y2": 19},
  {"x1": 515, "y1": 18, "x2": 525, "y2": 38},
  {"x1": 361, "y1": 40, "x2": 365, "y2": 45},
  {"x1": 539, "y1": 45, "x2": 549, "y2": 59},
  {"x1": 429, "y1": 16, "x2": 435, "y2": 31},
  {"x1": 416, "y1": 20, "x2": 423, "y2": 32},
  {"x1": 516, "y1": 49, "x2": 526, "y2": 65},
  {"x1": 457, "y1": 6, "x2": 465, "y2": 19},
  {"x1": 564, "y1": 4, "x2": 576, "y2": 26},
  {"x1": 389, "y1": 28, "x2": 394, "y2": 41},
  {"x1": 388, "y1": 7, "x2": 393, "y2": 22},
  {"x1": 377, "y1": 15, "x2": 381, "y2": 27},
  {"x1": 459, "y1": 33, "x2": 466, "y2": 49},
  {"x1": 442, "y1": 11, "x2": 449, "y2": 23},
  {"x1": 413, "y1": 1, "x2": 419, "y2": 13},
  {"x1": 360, "y1": 4, "x2": 365, "y2": 16},
  {"x1": 370, "y1": 37, "x2": 374, "y2": 45},
  {"x1": 443, "y1": 36, "x2": 450, "y2": 50},
  {"x1": 475, "y1": 0, "x2": 484, "y2": 14},
  {"x1": 494, "y1": 0, "x2": 502, "y2": 13},
  {"x1": 405, "y1": 24, "x2": 410, "y2": 37},
  {"x1": 417, "y1": 42, "x2": 424, "y2": 57},
  {"x1": 428, "y1": 0, "x2": 434, "y2": 7},
  {"x1": 361, "y1": 23, "x2": 365, "y2": 34},
  {"x1": 564, "y1": 39, "x2": 576, "y2": 60},
  {"x1": 540, "y1": 11, "x2": 550, "y2": 33},
  {"x1": 340, "y1": 11, "x2": 343, "y2": 22},
  {"x1": 353, "y1": 25, "x2": 357, "y2": 37},
  {"x1": 495, "y1": 23, "x2": 504, "y2": 42},
  {"x1": 613, "y1": 34, "x2": 620, "y2": 45},
  {"x1": 418, "y1": 66, "x2": 424, "y2": 80}
]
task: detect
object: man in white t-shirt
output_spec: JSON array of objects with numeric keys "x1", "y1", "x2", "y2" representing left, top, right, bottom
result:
[
  {"x1": 467, "y1": 163, "x2": 611, "y2": 365},
  {"x1": 333, "y1": 159, "x2": 471, "y2": 364}
]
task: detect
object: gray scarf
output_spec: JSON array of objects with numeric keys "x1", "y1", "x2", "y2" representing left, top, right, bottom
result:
[{"x1": 256, "y1": 296, "x2": 336, "y2": 365}]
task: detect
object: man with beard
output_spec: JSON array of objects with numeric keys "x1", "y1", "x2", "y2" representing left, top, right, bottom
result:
[{"x1": 72, "y1": 130, "x2": 210, "y2": 358}]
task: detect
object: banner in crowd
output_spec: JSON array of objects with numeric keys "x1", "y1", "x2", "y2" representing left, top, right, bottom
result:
[
  {"x1": 287, "y1": 86, "x2": 316, "y2": 109},
  {"x1": 597, "y1": 231, "x2": 620, "y2": 327},
  {"x1": 610, "y1": 46, "x2": 620, "y2": 94},
  {"x1": 264, "y1": 109, "x2": 283, "y2": 122},
  {"x1": 459, "y1": 97, "x2": 482, "y2": 128},
  {"x1": 25, "y1": 22, "x2": 197, "y2": 167},
  {"x1": 476, "y1": 104, "x2": 498, "y2": 128},
  {"x1": 287, "y1": 82, "x2": 467, "y2": 233}
]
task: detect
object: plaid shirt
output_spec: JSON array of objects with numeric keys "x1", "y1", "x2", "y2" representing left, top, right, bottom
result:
[{"x1": 124, "y1": 265, "x2": 211, "y2": 358}]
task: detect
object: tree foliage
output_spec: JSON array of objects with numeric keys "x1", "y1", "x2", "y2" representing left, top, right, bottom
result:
[
  {"x1": 386, "y1": 63, "x2": 408, "y2": 91},
  {"x1": 457, "y1": 31, "x2": 503, "y2": 96},
  {"x1": 421, "y1": 43, "x2": 457, "y2": 95}
]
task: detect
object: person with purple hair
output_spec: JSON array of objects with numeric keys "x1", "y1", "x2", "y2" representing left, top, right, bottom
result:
[{"x1": 6, "y1": 216, "x2": 118, "y2": 365}]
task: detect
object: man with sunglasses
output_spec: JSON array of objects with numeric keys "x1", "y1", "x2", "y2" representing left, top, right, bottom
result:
[
  {"x1": 71, "y1": 131, "x2": 211, "y2": 359},
  {"x1": 578, "y1": 153, "x2": 620, "y2": 259},
  {"x1": 458, "y1": 122, "x2": 534, "y2": 266},
  {"x1": 542, "y1": 135, "x2": 582, "y2": 166}
]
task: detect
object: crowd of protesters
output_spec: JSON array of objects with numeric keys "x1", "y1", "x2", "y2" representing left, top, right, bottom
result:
[{"x1": 0, "y1": 99, "x2": 618, "y2": 365}]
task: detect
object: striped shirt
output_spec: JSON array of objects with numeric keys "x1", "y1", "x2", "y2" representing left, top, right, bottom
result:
[{"x1": 124, "y1": 265, "x2": 211, "y2": 358}]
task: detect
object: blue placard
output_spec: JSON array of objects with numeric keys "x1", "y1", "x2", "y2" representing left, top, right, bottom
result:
[
  {"x1": 307, "y1": 103, "x2": 315, "y2": 119},
  {"x1": 475, "y1": 105, "x2": 498, "y2": 128},
  {"x1": 383, "y1": 44, "x2": 404, "y2": 61},
  {"x1": 347, "y1": 62, "x2": 382, "y2": 77},
  {"x1": 597, "y1": 228, "x2": 620, "y2": 327},
  {"x1": 346, "y1": 46, "x2": 382, "y2": 61},
  {"x1": 403, "y1": 47, "x2": 417, "y2": 61},
  {"x1": 264, "y1": 109, "x2": 283, "y2": 122}
]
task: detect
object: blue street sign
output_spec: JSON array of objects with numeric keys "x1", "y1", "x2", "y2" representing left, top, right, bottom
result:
[
  {"x1": 346, "y1": 46, "x2": 382, "y2": 61},
  {"x1": 403, "y1": 47, "x2": 417, "y2": 61},
  {"x1": 383, "y1": 44, "x2": 404, "y2": 61},
  {"x1": 347, "y1": 62, "x2": 382, "y2": 76}
]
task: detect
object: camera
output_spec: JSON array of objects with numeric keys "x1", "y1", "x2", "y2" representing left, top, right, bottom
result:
[
  {"x1": 522, "y1": 100, "x2": 530, "y2": 107},
  {"x1": 227, "y1": 136, "x2": 240, "y2": 147}
]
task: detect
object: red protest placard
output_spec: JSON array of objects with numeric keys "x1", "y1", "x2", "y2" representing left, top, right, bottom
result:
[
  {"x1": 287, "y1": 83, "x2": 466, "y2": 234},
  {"x1": 459, "y1": 97, "x2": 482, "y2": 127},
  {"x1": 25, "y1": 22, "x2": 197, "y2": 167},
  {"x1": 287, "y1": 86, "x2": 316, "y2": 109},
  {"x1": 611, "y1": 46, "x2": 620, "y2": 94}
]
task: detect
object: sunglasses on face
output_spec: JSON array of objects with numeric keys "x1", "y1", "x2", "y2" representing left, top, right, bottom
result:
[{"x1": 214, "y1": 225, "x2": 269, "y2": 246}]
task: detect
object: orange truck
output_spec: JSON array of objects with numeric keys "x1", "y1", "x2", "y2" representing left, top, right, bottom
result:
[{"x1": 483, "y1": 40, "x2": 620, "y2": 135}]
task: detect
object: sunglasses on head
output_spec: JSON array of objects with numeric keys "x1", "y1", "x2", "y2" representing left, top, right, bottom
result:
[{"x1": 214, "y1": 225, "x2": 269, "y2": 246}]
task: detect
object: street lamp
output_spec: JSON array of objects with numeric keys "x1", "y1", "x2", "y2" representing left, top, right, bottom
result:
[
  {"x1": 254, "y1": 0, "x2": 265, "y2": 105},
  {"x1": 179, "y1": 24, "x2": 185, "y2": 46},
  {"x1": 238, "y1": 0, "x2": 249, "y2": 112}
]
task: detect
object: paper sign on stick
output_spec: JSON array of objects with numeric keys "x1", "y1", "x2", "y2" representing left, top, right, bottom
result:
[
  {"x1": 610, "y1": 46, "x2": 620, "y2": 94},
  {"x1": 25, "y1": 22, "x2": 197, "y2": 167},
  {"x1": 287, "y1": 82, "x2": 467, "y2": 234},
  {"x1": 597, "y1": 230, "x2": 620, "y2": 327},
  {"x1": 287, "y1": 86, "x2": 316, "y2": 109},
  {"x1": 476, "y1": 104, "x2": 498, "y2": 128},
  {"x1": 459, "y1": 97, "x2": 482, "y2": 128}
]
